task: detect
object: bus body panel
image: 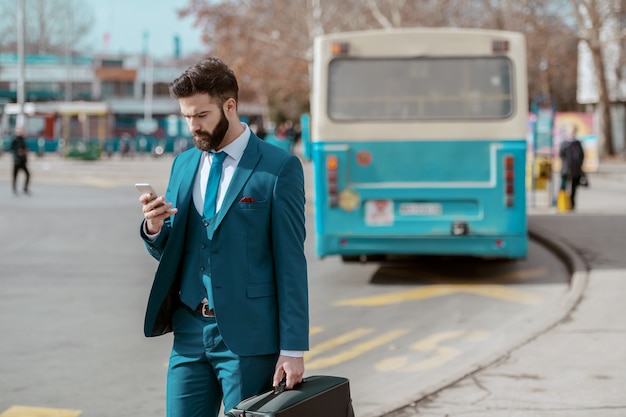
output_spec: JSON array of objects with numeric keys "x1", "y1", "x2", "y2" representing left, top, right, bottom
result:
[{"x1": 312, "y1": 139, "x2": 527, "y2": 258}]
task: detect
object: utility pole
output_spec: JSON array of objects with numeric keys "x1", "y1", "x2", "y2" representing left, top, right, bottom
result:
[
  {"x1": 139, "y1": 31, "x2": 156, "y2": 136},
  {"x1": 65, "y1": 0, "x2": 74, "y2": 101},
  {"x1": 16, "y1": 0, "x2": 25, "y2": 130}
]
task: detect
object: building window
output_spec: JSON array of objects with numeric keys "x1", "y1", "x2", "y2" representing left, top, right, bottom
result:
[
  {"x1": 153, "y1": 82, "x2": 170, "y2": 96},
  {"x1": 102, "y1": 81, "x2": 134, "y2": 98}
]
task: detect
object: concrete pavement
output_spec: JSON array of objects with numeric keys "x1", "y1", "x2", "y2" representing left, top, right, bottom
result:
[{"x1": 385, "y1": 159, "x2": 626, "y2": 416}]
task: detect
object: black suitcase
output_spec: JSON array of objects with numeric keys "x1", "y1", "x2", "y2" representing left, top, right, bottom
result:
[{"x1": 226, "y1": 375, "x2": 354, "y2": 417}]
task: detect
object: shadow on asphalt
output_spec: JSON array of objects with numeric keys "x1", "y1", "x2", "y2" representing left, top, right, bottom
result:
[{"x1": 366, "y1": 238, "x2": 568, "y2": 287}]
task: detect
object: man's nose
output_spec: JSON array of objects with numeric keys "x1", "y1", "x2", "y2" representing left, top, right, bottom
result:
[{"x1": 188, "y1": 117, "x2": 201, "y2": 132}]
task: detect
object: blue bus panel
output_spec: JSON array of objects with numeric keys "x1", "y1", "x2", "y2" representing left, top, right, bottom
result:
[{"x1": 312, "y1": 139, "x2": 527, "y2": 259}]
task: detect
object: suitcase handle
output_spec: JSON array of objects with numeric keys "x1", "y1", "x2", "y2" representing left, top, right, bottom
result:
[
  {"x1": 228, "y1": 377, "x2": 289, "y2": 416},
  {"x1": 273, "y1": 377, "x2": 287, "y2": 394}
]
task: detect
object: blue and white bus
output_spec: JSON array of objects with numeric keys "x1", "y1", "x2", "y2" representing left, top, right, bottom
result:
[{"x1": 309, "y1": 28, "x2": 528, "y2": 261}]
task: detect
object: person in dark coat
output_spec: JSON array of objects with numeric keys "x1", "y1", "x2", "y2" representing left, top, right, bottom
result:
[
  {"x1": 9, "y1": 127, "x2": 30, "y2": 196},
  {"x1": 559, "y1": 125, "x2": 585, "y2": 209}
]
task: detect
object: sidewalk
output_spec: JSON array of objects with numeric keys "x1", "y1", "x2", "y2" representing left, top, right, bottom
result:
[
  {"x1": 528, "y1": 158, "x2": 626, "y2": 215},
  {"x1": 386, "y1": 160, "x2": 626, "y2": 416}
]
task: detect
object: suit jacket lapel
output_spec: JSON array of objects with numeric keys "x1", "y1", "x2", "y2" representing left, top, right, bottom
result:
[
  {"x1": 213, "y1": 136, "x2": 261, "y2": 230},
  {"x1": 169, "y1": 149, "x2": 202, "y2": 225}
]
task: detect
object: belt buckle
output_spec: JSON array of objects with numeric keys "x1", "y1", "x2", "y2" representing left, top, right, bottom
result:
[{"x1": 201, "y1": 303, "x2": 213, "y2": 318}]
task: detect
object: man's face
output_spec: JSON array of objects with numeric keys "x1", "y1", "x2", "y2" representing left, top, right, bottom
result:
[{"x1": 179, "y1": 94, "x2": 230, "y2": 152}]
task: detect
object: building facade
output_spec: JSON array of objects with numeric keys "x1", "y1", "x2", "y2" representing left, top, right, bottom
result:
[{"x1": 0, "y1": 53, "x2": 266, "y2": 145}]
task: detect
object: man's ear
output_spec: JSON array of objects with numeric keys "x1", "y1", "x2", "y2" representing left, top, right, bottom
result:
[{"x1": 223, "y1": 97, "x2": 237, "y2": 115}]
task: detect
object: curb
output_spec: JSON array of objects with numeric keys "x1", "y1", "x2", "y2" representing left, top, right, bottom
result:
[{"x1": 379, "y1": 221, "x2": 590, "y2": 417}]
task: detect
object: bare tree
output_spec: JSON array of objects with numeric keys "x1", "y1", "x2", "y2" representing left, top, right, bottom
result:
[
  {"x1": 179, "y1": 0, "x2": 581, "y2": 124},
  {"x1": 569, "y1": 0, "x2": 616, "y2": 156},
  {"x1": 178, "y1": 0, "x2": 375, "y2": 120},
  {"x1": 475, "y1": 0, "x2": 579, "y2": 111},
  {"x1": 0, "y1": 0, "x2": 94, "y2": 55},
  {"x1": 178, "y1": 0, "x2": 475, "y2": 119}
]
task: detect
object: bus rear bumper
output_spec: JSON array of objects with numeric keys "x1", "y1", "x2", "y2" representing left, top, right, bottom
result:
[{"x1": 317, "y1": 235, "x2": 528, "y2": 260}]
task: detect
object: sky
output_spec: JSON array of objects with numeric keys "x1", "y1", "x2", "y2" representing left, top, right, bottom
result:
[{"x1": 82, "y1": 0, "x2": 205, "y2": 59}]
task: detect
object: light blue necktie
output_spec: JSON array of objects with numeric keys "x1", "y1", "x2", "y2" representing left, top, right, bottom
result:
[
  {"x1": 203, "y1": 151, "x2": 227, "y2": 218},
  {"x1": 202, "y1": 151, "x2": 227, "y2": 310}
]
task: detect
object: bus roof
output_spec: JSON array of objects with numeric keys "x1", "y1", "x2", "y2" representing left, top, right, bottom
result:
[
  {"x1": 317, "y1": 27, "x2": 525, "y2": 41},
  {"x1": 315, "y1": 27, "x2": 525, "y2": 58}
]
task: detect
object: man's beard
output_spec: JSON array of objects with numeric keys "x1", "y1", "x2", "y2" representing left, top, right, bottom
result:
[{"x1": 192, "y1": 110, "x2": 230, "y2": 152}]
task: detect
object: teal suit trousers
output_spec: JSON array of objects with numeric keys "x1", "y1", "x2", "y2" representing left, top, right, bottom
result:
[{"x1": 167, "y1": 307, "x2": 278, "y2": 416}]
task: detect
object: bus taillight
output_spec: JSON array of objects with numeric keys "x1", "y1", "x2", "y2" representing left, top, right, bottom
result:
[
  {"x1": 332, "y1": 42, "x2": 349, "y2": 56},
  {"x1": 492, "y1": 40, "x2": 509, "y2": 53},
  {"x1": 504, "y1": 155, "x2": 514, "y2": 207},
  {"x1": 327, "y1": 155, "x2": 339, "y2": 207}
]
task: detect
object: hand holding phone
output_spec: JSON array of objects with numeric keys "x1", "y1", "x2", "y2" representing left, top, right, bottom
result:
[{"x1": 135, "y1": 183, "x2": 177, "y2": 234}]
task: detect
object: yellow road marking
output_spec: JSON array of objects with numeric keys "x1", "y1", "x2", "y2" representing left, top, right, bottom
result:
[
  {"x1": 335, "y1": 286, "x2": 458, "y2": 306},
  {"x1": 305, "y1": 328, "x2": 374, "y2": 361},
  {"x1": 459, "y1": 284, "x2": 543, "y2": 305},
  {"x1": 411, "y1": 330, "x2": 466, "y2": 352},
  {"x1": 407, "y1": 345, "x2": 460, "y2": 371},
  {"x1": 376, "y1": 355, "x2": 409, "y2": 372},
  {"x1": 335, "y1": 282, "x2": 544, "y2": 307},
  {"x1": 375, "y1": 329, "x2": 492, "y2": 373},
  {"x1": 0, "y1": 406, "x2": 81, "y2": 417},
  {"x1": 309, "y1": 326, "x2": 324, "y2": 336},
  {"x1": 462, "y1": 330, "x2": 490, "y2": 342},
  {"x1": 306, "y1": 329, "x2": 410, "y2": 370}
]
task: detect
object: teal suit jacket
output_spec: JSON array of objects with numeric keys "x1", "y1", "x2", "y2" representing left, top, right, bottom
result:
[{"x1": 141, "y1": 133, "x2": 309, "y2": 356}]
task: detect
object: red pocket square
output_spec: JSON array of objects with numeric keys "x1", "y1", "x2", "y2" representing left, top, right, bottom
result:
[{"x1": 239, "y1": 197, "x2": 257, "y2": 203}]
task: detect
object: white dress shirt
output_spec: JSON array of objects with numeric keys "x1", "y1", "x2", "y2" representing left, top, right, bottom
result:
[{"x1": 192, "y1": 123, "x2": 250, "y2": 215}]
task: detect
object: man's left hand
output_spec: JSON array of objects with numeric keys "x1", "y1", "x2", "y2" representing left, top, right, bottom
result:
[{"x1": 273, "y1": 355, "x2": 304, "y2": 389}]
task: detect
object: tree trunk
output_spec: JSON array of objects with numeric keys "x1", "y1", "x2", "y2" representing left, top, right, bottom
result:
[{"x1": 591, "y1": 42, "x2": 615, "y2": 156}]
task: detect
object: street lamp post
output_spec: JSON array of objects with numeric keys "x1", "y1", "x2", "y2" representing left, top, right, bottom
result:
[{"x1": 16, "y1": 0, "x2": 25, "y2": 130}]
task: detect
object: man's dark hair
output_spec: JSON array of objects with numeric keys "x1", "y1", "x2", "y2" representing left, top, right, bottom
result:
[{"x1": 169, "y1": 56, "x2": 239, "y2": 106}]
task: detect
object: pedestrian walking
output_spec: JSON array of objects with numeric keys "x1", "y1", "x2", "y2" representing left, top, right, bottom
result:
[
  {"x1": 137, "y1": 57, "x2": 309, "y2": 417},
  {"x1": 9, "y1": 127, "x2": 30, "y2": 196},
  {"x1": 559, "y1": 125, "x2": 585, "y2": 210}
]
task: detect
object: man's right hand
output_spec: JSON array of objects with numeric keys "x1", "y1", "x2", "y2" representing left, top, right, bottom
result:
[{"x1": 139, "y1": 193, "x2": 178, "y2": 234}]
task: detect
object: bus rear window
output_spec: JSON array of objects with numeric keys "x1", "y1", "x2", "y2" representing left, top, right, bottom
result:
[{"x1": 327, "y1": 57, "x2": 513, "y2": 121}]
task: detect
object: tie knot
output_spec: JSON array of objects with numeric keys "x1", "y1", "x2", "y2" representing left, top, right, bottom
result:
[{"x1": 212, "y1": 151, "x2": 227, "y2": 164}]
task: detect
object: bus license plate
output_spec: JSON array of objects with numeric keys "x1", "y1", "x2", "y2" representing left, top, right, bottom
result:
[{"x1": 399, "y1": 202, "x2": 442, "y2": 215}]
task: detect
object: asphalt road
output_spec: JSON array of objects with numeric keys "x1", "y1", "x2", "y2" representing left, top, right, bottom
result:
[{"x1": 0, "y1": 155, "x2": 570, "y2": 417}]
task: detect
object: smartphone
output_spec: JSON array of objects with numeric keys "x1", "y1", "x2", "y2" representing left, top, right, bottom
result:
[
  {"x1": 135, "y1": 183, "x2": 158, "y2": 201},
  {"x1": 135, "y1": 183, "x2": 157, "y2": 195}
]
